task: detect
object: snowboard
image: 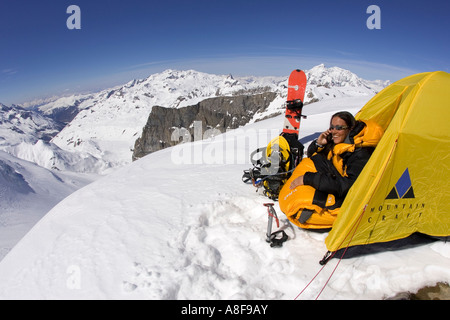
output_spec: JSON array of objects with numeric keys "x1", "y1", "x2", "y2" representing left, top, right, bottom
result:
[{"x1": 282, "y1": 69, "x2": 307, "y2": 136}]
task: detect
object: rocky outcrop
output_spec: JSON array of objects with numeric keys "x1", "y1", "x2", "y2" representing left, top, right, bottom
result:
[
  {"x1": 386, "y1": 282, "x2": 450, "y2": 300},
  {"x1": 132, "y1": 92, "x2": 277, "y2": 161}
]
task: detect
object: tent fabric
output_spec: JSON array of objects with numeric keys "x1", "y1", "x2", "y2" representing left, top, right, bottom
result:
[{"x1": 325, "y1": 71, "x2": 450, "y2": 253}]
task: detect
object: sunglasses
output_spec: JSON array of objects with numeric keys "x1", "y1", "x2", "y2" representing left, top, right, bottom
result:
[{"x1": 329, "y1": 125, "x2": 349, "y2": 131}]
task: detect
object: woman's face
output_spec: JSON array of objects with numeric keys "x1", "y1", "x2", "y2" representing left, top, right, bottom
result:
[{"x1": 330, "y1": 116, "x2": 351, "y2": 144}]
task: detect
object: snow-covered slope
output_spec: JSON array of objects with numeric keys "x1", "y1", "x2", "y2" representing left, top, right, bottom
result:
[
  {"x1": 0, "y1": 104, "x2": 110, "y2": 173},
  {"x1": 0, "y1": 104, "x2": 107, "y2": 173},
  {"x1": 0, "y1": 103, "x2": 62, "y2": 147},
  {"x1": 0, "y1": 151, "x2": 96, "y2": 261},
  {"x1": 3, "y1": 140, "x2": 111, "y2": 173},
  {"x1": 0, "y1": 96, "x2": 447, "y2": 300}
]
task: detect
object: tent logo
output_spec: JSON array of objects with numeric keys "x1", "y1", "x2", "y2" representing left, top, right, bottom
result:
[{"x1": 386, "y1": 168, "x2": 415, "y2": 199}]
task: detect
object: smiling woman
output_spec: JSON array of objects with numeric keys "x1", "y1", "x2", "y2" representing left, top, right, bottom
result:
[
  {"x1": 316, "y1": 111, "x2": 356, "y2": 145},
  {"x1": 279, "y1": 111, "x2": 384, "y2": 229}
]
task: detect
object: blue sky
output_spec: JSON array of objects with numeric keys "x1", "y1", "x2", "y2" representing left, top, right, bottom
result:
[{"x1": 1, "y1": 0, "x2": 449, "y2": 105}]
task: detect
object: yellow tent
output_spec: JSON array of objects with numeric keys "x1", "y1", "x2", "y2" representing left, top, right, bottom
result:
[{"x1": 324, "y1": 71, "x2": 450, "y2": 259}]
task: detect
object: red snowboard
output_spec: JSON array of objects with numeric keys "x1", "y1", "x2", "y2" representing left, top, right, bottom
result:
[{"x1": 282, "y1": 69, "x2": 307, "y2": 135}]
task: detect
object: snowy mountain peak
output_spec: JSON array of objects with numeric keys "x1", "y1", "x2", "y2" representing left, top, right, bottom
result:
[{"x1": 308, "y1": 64, "x2": 367, "y2": 88}]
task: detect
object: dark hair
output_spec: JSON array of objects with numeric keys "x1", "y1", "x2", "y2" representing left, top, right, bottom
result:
[{"x1": 331, "y1": 111, "x2": 356, "y2": 129}]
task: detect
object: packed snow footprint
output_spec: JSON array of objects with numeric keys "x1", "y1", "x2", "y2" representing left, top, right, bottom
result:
[{"x1": 122, "y1": 196, "x2": 279, "y2": 299}]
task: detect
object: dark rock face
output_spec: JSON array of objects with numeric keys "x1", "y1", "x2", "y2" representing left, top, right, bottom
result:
[{"x1": 132, "y1": 92, "x2": 277, "y2": 161}]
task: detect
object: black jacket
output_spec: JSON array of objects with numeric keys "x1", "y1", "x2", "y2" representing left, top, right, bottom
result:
[{"x1": 303, "y1": 147, "x2": 374, "y2": 199}]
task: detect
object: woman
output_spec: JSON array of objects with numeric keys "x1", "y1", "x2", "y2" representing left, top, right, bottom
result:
[{"x1": 279, "y1": 111, "x2": 383, "y2": 229}]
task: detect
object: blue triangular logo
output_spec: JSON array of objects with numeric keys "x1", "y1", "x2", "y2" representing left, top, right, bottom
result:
[{"x1": 386, "y1": 168, "x2": 415, "y2": 199}]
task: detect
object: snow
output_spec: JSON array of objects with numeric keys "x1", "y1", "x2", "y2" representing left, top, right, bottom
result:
[
  {"x1": 0, "y1": 151, "x2": 97, "y2": 261},
  {"x1": 4, "y1": 140, "x2": 111, "y2": 174},
  {"x1": 0, "y1": 103, "x2": 62, "y2": 147},
  {"x1": 0, "y1": 96, "x2": 448, "y2": 300}
]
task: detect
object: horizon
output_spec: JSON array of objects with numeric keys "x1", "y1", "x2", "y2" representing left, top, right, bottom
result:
[
  {"x1": 1, "y1": 0, "x2": 449, "y2": 105},
  {"x1": 7, "y1": 63, "x2": 388, "y2": 107}
]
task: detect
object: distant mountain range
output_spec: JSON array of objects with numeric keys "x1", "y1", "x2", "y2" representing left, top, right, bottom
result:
[{"x1": 0, "y1": 64, "x2": 389, "y2": 173}]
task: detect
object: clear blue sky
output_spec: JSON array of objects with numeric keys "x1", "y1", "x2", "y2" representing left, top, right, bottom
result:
[{"x1": 1, "y1": 0, "x2": 449, "y2": 105}]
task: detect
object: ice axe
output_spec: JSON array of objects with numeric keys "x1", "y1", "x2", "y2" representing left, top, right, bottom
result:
[{"x1": 263, "y1": 203, "x2": 288, "y2": 248}]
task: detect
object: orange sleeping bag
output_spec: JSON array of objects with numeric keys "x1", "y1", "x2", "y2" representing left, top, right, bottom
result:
[{"x1": 278, "y1": 156, "x2": 340, "y2": 229}]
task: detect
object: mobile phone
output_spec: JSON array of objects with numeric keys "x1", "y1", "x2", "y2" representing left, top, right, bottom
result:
[{"x1": 326, "y1": 134, "x2": 333, "y2": 143}]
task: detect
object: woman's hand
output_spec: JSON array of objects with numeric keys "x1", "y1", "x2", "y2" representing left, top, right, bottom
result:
[
  {"x1": 290, "y1": 175, "x2": 304, "y2": 189},
  {"x1": 317, "y1": 129, "x2": 332, "y2": 146}
]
